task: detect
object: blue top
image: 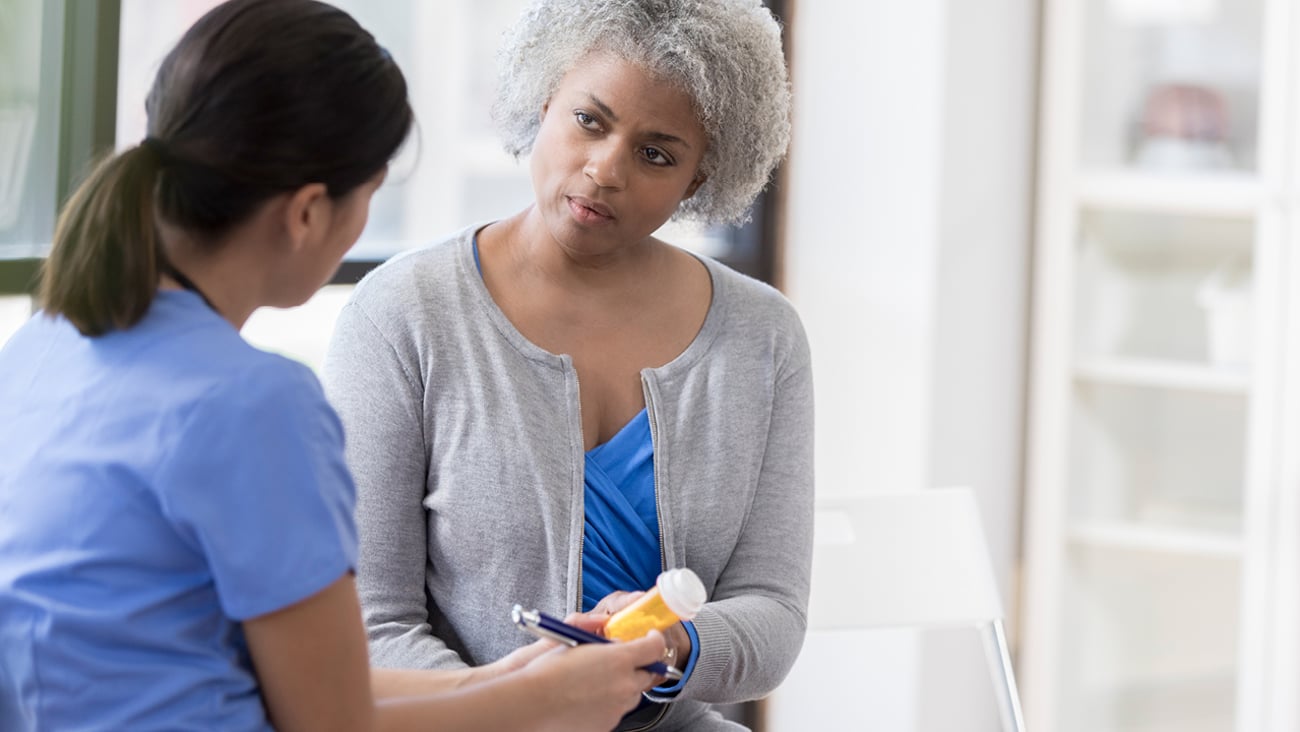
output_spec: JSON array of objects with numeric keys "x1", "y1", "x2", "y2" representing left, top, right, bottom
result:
[
  {"x1": 582, "y1": 410, "x2": 700, "y2": 694},
  {"x1": 0, "y1": 291, "x2": 358, "y2": 731},
  {"x1": 582, "y1": 409, "x2": 660, "y2": 611}
]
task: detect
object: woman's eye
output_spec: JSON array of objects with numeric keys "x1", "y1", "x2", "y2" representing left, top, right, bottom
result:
[
  {"x1": 575, "y1": 111, "x2": 597, "y2": 127},
  {"x1": 643, "y1": 147, "x2": 672, "y2": 166}
]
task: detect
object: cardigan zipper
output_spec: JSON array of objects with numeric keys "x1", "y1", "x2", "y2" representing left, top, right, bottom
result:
[
  {"x1": 617, "y1": 378, "x2": 673, "y2": 732},
  {"x1": 642, "y1": 375, "x2": 668, "y2": 574},
  {"x1": 573, "y1": 365, "x2": 586, "y2": 612}
]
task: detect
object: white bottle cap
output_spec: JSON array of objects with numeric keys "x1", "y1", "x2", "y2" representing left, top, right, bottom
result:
[{"x1": 657, "y1": 568, "x2": 707, "y2": 620}]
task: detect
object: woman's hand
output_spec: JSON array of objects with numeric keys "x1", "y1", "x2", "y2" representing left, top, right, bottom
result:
[
  {"x1": 463, "y1": 638, "x2": 554, "y2": 686},
  {"x1": 589, "y1": 590, "x2": 644, "y2": 617},
  {"x1": 472, "y1": 610, "x2": 609, "y2": 683},
  {"x1": 591, "y1": 591, "x2": 692, "y2": 675},
  {"x1": 521, "y1": 630, "x2": 668, "y2": 732}
]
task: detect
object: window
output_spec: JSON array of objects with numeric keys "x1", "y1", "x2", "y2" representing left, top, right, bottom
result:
[
  {"x1": 0, "y1": 1, "x2": 120, "y2": 345},
  {"x1": 0, "y1": 0, "x2": 53, "y2": 260},
  {"x1": 2, "y1": 0, "x2": 785, "y2": 361},
  {"x1": 115, "y1": 0, "x2": 781, "y2": 279}
]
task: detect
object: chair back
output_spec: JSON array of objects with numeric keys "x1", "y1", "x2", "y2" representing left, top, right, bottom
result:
[{"x1": 809, "y1": 487, "x2": 1004, "y2": 631}]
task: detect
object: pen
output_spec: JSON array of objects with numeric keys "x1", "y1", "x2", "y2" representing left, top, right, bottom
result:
[{"x1": 510, "y1": 604, "x2": 684, "y2": 681}]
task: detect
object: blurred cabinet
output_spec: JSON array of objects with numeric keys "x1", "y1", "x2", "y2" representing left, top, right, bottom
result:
[{"x1": 1021, "y1": 0, "x2": 1300, "y2": 730}]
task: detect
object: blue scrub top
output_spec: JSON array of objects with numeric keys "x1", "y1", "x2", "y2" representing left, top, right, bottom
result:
[{"x1": 0, "y1": 291, "x2": 357, "y2": 731}]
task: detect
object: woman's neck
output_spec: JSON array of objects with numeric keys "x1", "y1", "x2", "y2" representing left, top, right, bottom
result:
[
  {"x1": 158, "y1": 226, "x2": 269, "y2": 331},
  {"x1": 498, "y1": 207, "x2": 665, "y2": 292}
]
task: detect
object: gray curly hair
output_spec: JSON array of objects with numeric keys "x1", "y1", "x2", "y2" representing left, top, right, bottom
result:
[{"x1": 492, "y1": 0, "x2": 791, "y2": 225}]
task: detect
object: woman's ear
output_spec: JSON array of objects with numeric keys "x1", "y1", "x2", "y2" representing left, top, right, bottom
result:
[
  {"x1": 283, "y1": 183, "x2": 331, "y2": 251},
  {"x1": 683, "y1": 173, "x2": 708, "y2": 201}
]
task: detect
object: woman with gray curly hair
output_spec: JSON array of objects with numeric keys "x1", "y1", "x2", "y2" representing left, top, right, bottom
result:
[
  {"x1": 492, "y1": 0, "x2": 792, "y2": 224},
  {"x1": 323, "y1": 1, "x2": 812, "y2": 729}
]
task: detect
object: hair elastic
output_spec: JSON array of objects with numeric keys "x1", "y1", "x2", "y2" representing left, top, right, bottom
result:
[{"x1": 141, "y1": 136, "x2": 172, "y2": 166}]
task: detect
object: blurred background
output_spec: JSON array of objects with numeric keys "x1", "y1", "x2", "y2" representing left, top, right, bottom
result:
[{"x1": 2, "y1": 1, "x2": 1298, "y2": 730}]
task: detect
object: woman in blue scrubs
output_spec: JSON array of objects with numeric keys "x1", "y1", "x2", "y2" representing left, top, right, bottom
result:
[{"x1": 0, "y1": 1, "x2": 666, "y2": 730}]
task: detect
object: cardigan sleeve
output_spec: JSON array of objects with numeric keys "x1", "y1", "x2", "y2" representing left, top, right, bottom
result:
[
  {"x1": 680, "y1": 313, "x2": 815, "y2": 703},
  {"x1": 322, "y1": 300, "x2": 468, "y2": 670}
]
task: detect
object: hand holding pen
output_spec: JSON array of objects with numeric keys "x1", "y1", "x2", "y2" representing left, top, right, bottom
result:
[
  {"x1": 512, "y1": 605, "x2": 684, "y2": 680},
  {"x1": 504, "y1": 609, "x2": 673, "y2": 732}
]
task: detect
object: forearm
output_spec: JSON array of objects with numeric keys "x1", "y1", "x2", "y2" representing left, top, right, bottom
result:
[
  {"x1": 683, "y1": 351, "x2": 815, "y2": 703},
  {"x1": 370, "y1": 638, "x2": 551, "y2": 699},
  {"x1": 373, "y1": 673, "x2": 549, "y2": 732},
  {"x1": 371, "y1": 667, "x2": 480, "y2": 700},
  {"x1": 683, "y1": 593, "x2": 808, "y2": 702},
  {"x1": 677, "y1": 502, "x2": 812, "y2": 699},
  {"x1": 373, "y1": 638, "x2": 666, "y2": 732}
]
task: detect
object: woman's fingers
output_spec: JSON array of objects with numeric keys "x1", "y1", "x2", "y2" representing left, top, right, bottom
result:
[{"x1": 591, "y1": 590, "x2": 645, "y2": 616}]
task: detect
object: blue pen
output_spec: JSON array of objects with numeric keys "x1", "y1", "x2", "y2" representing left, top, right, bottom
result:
[{"x1": 510, "y1": 604, "x2": 683, "y2": 681}]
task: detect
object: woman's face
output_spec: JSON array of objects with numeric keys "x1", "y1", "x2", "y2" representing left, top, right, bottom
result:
[
  {"x1": 322, "y1": 169, "x2": 386, "y2": 263},
  {"x1": 282, "y1": 168, "x2": 386, "y2": 307},
  {"x1": 529, "y1": 51, "x2": 707, "y2": 256}
]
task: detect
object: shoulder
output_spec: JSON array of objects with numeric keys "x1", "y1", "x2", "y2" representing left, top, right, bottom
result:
[
  {"x1": 150, "y1": 344, "x2": 346, "y2": 504},
  {"x1": 330, "y1": 226, "x2": 498, "y2": 367},
  {"x1": 152, "y1": 349, "x2": 347, "y2": 513},
  {"x1": 702, "y1": 256, "x2": 809, "y2": 363},
  {"x1": 347, "y1": 227, "x2": 476, "y2": 318},
  {"x1": 121, "y1": 295, "x2": 332, "y2": 420},
  {"x1": 190, "y1": 351, "x2": 333, "y2": 435}
]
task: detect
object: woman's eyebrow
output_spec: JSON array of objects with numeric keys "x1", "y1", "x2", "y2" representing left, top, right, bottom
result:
[
  {"x1": 586, "y1": 93, "x2": 620, "y2": 121},
  {"x1": 585, "y1": 93, "x2": 693, "y2": 150}
]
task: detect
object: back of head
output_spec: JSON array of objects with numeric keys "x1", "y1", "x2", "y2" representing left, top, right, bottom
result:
[
  {"x1": 41, "y1": 0, "x2": 413, "y2": 336},
  {"x1": 492, "y1": 0, "x2": 791, "y2": 225}
]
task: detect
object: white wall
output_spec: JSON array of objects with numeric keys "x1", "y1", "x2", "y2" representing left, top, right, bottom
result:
[
  {"x1": 918, "y1": 0, "x2": 1038, "y2": 728},
  {"x1": 769, "y1": 0, "x2": 1038, "y2": 728},
  {"x1": 781, "y1": 0, "x2": 947, "y2": 497}
]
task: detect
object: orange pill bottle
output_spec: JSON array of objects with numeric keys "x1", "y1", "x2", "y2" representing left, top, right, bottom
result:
[{"x1": 603, "y1": 568, "x2": 707, "y2": 641}]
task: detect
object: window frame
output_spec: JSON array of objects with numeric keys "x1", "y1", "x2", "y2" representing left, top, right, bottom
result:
[
  {"x1": 1, "y1": 0, "x2": 789, "y2": 294},
  {"x1": 0, "y1": 0, "x2": 120, "y2": 297}
]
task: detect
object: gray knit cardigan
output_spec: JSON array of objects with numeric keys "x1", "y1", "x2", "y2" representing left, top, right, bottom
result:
[{"x1": 322, "y1": 226, "x2": 814, "y2": 730}]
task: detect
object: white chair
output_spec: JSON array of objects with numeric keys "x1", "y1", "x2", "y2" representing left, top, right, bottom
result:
[{"x1": 805, "y1": 488, "x2": 1026, "y2": 732}]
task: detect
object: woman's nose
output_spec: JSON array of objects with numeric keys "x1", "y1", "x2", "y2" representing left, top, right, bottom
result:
[{"x1": 583, "y1": 141, "x2": 627, "y2": 190}]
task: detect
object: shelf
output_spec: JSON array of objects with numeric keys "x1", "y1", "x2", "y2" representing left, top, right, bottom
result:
[
  {"x1": 1066, "y1": 671, "x2": 1237, "y2": 732},
  {"x1": 1027, "y1": 1, "x2": 1282, "y2": 729},
  {"x1": 1076, "y1": 170, "x2": 1266, "y2": 216},
  {"x1": 1074, "y1": 356, "x2": 1250, "y2": 394},
  {"x1": 1067, "y1": 520, "x2": 1244, "y2": 558}
]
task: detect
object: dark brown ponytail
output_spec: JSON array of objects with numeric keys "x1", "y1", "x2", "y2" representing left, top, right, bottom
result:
[
  {"x1": 38, "y1": 0, "x2": 413, "y2": 337},
  {"x1": 40, "y1": 144, "x2": 164, "y2": 336}
]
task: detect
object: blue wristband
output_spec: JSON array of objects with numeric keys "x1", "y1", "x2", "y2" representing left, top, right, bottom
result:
[{"x1": 647, "y1": 621, "x2": 700, "y2": 697}]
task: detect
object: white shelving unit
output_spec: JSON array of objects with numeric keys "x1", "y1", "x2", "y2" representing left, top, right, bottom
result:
[
  {"x1": 1067, "y1": 520, "x2": 1244, "y2": 558},
  {"x1": 1021, "y1": 0, "x2": 1300, "y2": 730},
  {"x1": 1076, "y1": 170, "x2": 1265, "y2": 216},
  {"x1": 1073, "y1": 356, "x2": 1249, "y2": 393}
]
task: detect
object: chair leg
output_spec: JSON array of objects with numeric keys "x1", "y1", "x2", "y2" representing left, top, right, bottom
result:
[{"x1": 982, "y1": 620, "x2": 1027, "y2": 732}]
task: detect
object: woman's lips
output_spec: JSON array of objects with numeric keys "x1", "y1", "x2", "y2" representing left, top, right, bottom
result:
[{"x1": 567, "y1": 195, "x2": 615, "y2": 224}]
